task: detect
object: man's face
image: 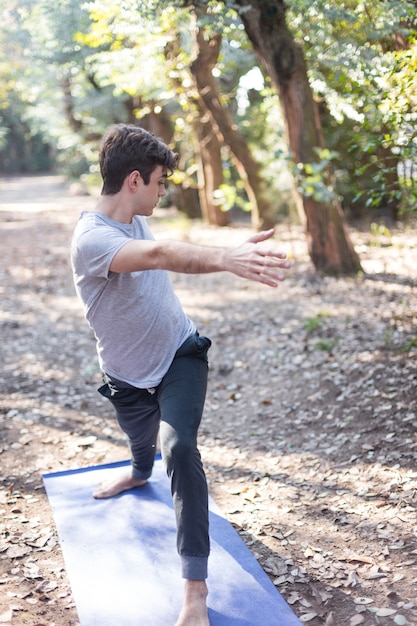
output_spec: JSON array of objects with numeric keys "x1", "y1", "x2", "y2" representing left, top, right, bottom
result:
[{"x1": 136, "y1": 165, "x2": 167, "y2": 216}]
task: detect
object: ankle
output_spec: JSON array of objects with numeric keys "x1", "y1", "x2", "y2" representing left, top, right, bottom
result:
[{"x1": 184, "y1": 579, "x2": 208, "y2": 598}]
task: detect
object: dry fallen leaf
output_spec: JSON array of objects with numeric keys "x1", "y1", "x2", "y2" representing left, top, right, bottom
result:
[
  {"x1": 286, "y1": 593, "x2": 302, "y2": 605},
  {"x1": 300, "y1": 613, "x2": 318, "y2": 623},
  {"x1": 343, "y1": 553, "x2": 375, "y2": 565},
  {"x1": 354, "y1": 598, "x2": 374, "y2": 606},
  {"x1": 347, "y1": 570, "x2": 360, "y2": 587},
  {"x1": 0, "y1": 609, "x2": 13, "y2": 623},
  {"x1": 6, "y1": 544, "x2": 31, "y2": 558},
  {"x1": 375, "y1": 607, "x2": 397, "y2": 617}
]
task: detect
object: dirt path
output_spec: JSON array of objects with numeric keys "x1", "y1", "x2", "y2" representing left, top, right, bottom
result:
[{"x1": 1, "y1": 175, "x2": 417, "y2": 625}]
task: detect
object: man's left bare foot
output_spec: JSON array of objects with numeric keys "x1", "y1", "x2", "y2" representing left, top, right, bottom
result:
[
  {"x1": 174, "y1": 580, "x2": 209, "y2": 626},
  {"x1": 93, "y1": 471, "x2": 147, "y2": 499}
]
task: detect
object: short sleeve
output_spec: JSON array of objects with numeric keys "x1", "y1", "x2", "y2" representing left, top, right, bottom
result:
[{"x1": 75, "y1": 226, "x2": 130, "y2": 279}]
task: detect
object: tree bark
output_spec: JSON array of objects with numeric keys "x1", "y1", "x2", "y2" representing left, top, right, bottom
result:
[
  {"x1": 194, "y1": 109, "x2": 230, "y2": 226},
  {"x1": 379, "y1": 138, "x2": 402, "y2": 221},
  {"x1": 61, "y1": 75, "x2": 83, "y2": 133},
  {"x1": 233, "y1": 0, "x2": 362, "y2": 274},
  {"x1": 190, "y1": 17, "x2": 276, "y2": 230},
  {"x1": 164, "y1": 34, "x2": 228, "y2": 225}
]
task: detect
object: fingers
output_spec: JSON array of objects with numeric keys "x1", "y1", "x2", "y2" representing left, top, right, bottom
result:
[
  {"x1": 263, "y1": 249, "x2": 289, "y2": 261},
  {"x1": 247, "y1": 268, "x2": 286, "y2": 288},
  {"x1": 226, "y1": 232, "x2": 290, "y2": 286},
  {"x1": 246, "y1": 228, "x2": 275, "y2": 244},
  {"x1": 246, "y1": 230, "x2": 289, "y2": 263},
  {"x1": 251, "y1": 251, "x2": 291, "y2": 287},
  {"x1": 256, "y1": 266, "x2": 288, "y2": 287}
]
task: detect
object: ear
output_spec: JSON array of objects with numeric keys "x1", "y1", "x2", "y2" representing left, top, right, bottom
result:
[{"x1": 127, "y1": 170, "x2": 142, "y2": 192}]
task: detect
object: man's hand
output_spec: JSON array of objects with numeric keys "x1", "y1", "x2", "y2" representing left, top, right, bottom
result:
[{"x1": 223, "y1": 229, "x2": 290, "y2": 287}]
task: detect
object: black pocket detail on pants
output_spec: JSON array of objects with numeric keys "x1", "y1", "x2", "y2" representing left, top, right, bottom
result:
[
  {"x1": 98, "y1": 382, "x2": 114, "y2": 398},
  {"x1": 98, "y1": 381, "x2": 143, "y2": 405},
  {"x1": 176, "y1": 333, "x2": 212, "y2": 358},
  {"x1": 194, "y1": 334, "x2": 212, "y2": 353}
]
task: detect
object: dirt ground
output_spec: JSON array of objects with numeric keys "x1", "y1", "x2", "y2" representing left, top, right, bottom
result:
[{"x1": 0, "y1": 174, "x2": 416, "y2": 626}]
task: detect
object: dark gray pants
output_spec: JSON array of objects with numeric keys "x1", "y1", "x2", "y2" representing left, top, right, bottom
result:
[{"x1": 98, "y1": 332, "x2": 211, "y2": 580}]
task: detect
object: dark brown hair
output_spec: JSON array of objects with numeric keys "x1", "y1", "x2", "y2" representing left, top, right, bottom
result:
[{"x1": 99, "y1": 124, "x2": 178, "y2": 195}]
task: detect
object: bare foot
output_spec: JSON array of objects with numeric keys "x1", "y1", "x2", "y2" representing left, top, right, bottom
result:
[
  {"x1": 93, "y1": 471, "x2": 147, "y2": 499},
  {"x1": 174, "y1": 580, "x2": 209, "y2": 626}
]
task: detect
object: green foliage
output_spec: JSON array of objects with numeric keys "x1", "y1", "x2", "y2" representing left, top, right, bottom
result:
[
  {"x1": 314, "y1": 338, "x2": 338, "y2": 353},
  {"x1": 0, "y1": 1, "x2": 61, "y2": 171},
  {"x1": 293, "y1": 148, "x2": 340, "y2": 204},
  {"x1": 303, "y1": 311, "x2": 333, "y2": 333},
  {"x1": 0, "y1": 102, "x2": 54, "y2": 173},
  {"x1": 287, "y1": 0, "x2": 417, "y2": 217},
  {"x1": 404, "y1": 334, "x2": 417, "y2": 351},
  {"x1": 215, "y1": 182, "x2": 251, "y2": 213},
  {"x1": 370, "y1": 222, "x2": 392, "y2": 242},
  {"x1": 347, "y1": 45, "x2": 417, "y2": 216},
  {"x1": 235, "y1": 77, "x2": 293, "y2": 213},
  {"x1": 303, "y1": 311, "x2": 337, "y2": 353}
]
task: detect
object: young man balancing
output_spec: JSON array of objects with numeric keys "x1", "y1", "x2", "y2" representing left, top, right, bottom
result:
[{"x1": 71, "y1": 123, "x2": 290, "y2": 626}]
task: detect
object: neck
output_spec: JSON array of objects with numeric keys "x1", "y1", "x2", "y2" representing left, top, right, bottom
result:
[{"x1": 95, "y1": 194, "x2": 133, "y2": 224}]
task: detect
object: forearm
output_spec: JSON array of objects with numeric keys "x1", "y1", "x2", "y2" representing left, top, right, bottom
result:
[
  {"x1": 155, "y1": 240, "x2": 227, "y2": 274},
  {"x1": 110, "y1": 238, "x2": 226, "y2": 274}
]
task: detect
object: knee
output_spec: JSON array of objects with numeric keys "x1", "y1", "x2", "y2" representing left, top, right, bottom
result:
[{"x1": 161, "y1": 434, "x2": 197, "y2": 471}]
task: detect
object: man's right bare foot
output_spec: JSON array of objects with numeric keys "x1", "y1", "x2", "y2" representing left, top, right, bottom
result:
[
  {"x1": 174, "y1": 580, "x2": 209, "y2": 626},
  {"x1": 93, "y1": 472, "x2": 147, "y2": 499}
]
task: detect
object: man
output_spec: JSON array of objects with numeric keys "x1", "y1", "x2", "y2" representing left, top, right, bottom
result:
[{"x1": 71, "y1": 123, "x2": 290, "y2": 626}]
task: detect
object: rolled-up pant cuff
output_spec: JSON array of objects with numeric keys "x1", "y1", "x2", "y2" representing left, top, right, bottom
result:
[
  {"x1": 131, "y1": 466, "x2": 153, "y2": 481},
  {"x1": 181, "y1": 556, "x2": 208, "y2": 580}
]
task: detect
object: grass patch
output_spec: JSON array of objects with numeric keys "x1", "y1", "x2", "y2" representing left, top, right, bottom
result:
[{"x1": 303, "y1": 311, "x2": 333, "y2": 333}]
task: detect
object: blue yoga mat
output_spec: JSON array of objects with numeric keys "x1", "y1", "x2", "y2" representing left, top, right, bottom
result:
[{"x1": 43, "y1": 457, "x2": 301, "y2": 626}]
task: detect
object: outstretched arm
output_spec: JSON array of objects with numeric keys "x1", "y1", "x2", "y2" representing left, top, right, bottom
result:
[{"x1": 110, "y1": 228, "x2": 290, "y2": 287}]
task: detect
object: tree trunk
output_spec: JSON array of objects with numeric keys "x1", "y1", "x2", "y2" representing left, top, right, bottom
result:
[
  {"x1": 190, "y1": 17, "x2": 276, "y2": 231},
  {"x1": 233, "y1": 0, "x2": 362, "y2": 274},
  {"x1": 379, "y1": 141, "x2": 402, "y2": 221},
  {"x1": 164, "y1": 34, "x2": 228, "y2": 225},
  {"x1": 194, "y1": 110, "x2": 230, "y2": 226},
  {"x1": 61, "y1": 75, "x2": 83, "y2": 133}
]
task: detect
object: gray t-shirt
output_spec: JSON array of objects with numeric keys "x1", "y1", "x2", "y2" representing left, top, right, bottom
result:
[{"x1": 71, "y1": 211, "x2": 195, "y2": 388}]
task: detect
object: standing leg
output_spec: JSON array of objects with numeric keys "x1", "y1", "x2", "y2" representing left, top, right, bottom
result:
[{"x1": 157, "y1": 333, "x2": 211, "y2": 626}]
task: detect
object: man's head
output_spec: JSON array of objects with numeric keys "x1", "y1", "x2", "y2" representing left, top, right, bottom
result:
[{"x1": 99, "y1": 124, "x2": 178, "y2": 195}]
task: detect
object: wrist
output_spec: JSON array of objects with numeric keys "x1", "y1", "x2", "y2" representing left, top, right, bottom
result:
[{"x1": 218, "y1": 249, "x2": 228, "y2": 272}]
